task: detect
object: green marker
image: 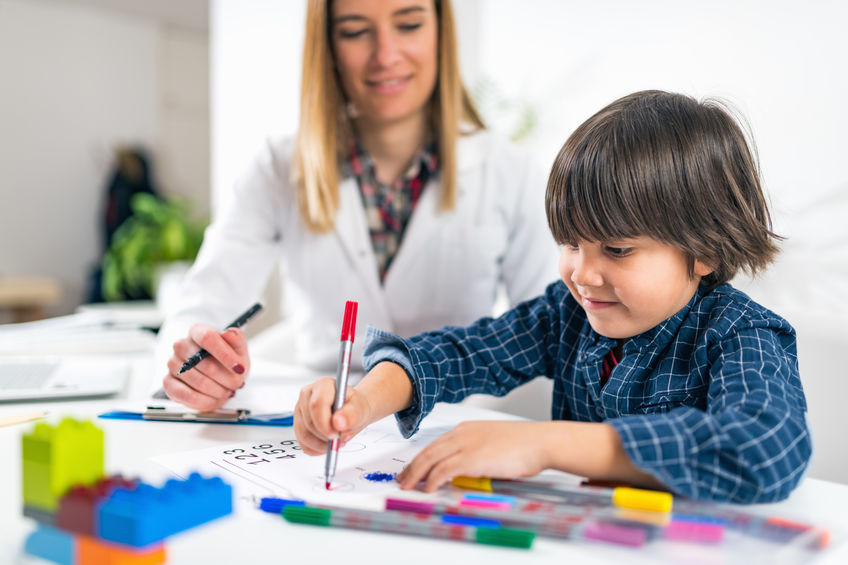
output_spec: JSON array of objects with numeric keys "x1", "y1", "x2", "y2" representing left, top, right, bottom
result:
[{"x1": 282, "y1": 504, "x2": 535, "y2": 549}]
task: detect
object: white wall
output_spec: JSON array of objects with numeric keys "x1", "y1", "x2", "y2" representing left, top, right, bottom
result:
[
  {"x1": 0, "y1": 0, "x2": 209, "y2": 318},
  {"x1": 209, "y1": 0, "x2": 305, "y2": 216},
  {"x1": 210, "y1": 1, "x2": 848, "y2": 483},
  {"x1": 471, "y1": 0, "x2": 848, "y2": 485}
]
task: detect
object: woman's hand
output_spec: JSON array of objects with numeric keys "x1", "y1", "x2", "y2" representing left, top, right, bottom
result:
[
  {"x1": 162, "y1": 324, "x2": 250, "y2": 412},
  {"x1": 293, "y1": 377, "x2": 375, "y2": 455},
  {"x1": 397, "y1": 421, "x2": 552, "y2": 492}
]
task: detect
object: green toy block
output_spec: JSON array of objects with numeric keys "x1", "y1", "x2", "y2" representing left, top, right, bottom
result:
[{"x1": 22, "y1": 418, "x2": 104, "y2": 512}]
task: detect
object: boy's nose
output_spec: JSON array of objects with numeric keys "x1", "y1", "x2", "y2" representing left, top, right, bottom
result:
[{"x1": 571, "y1": 257, "x2": 604, "y2": 288}]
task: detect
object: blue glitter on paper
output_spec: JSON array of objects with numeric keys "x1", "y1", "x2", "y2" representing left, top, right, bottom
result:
[{"x1": 364, "y1": 472, "x2": 397, "y2": 482}]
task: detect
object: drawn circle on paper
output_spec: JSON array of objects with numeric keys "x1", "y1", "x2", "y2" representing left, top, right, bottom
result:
[
  {"x1": 339, "y1": 442, "x2": 365, "y2": 453},
  {"x1": 313, "y1": 480, "x2": 354, "y2": 493}
]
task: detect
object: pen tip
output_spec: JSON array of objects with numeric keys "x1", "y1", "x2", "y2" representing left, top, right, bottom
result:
[{"x1": 325, "y1": 482, "x2": 331, "y2": 490}]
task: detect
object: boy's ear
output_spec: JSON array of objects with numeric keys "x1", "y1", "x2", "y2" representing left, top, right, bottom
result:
[{"x1": 694, "y1": 259, "x2": 714, "y2": 278}]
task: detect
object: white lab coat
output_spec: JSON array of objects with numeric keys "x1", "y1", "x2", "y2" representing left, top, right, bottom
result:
[{"x1": 155, "y1": 130, "x2": 558, "y2": 375}]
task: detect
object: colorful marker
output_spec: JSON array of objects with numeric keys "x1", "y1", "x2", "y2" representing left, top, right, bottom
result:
[
  {"x1": 672, "y1": 501, "x2": 829, "y2": 549},
  {"x1": 282, "y1": 505, "x2": 535, "y2": 549},
  {"x1": 452, "y1": 476, "x2": 674, "y2": 513},
  {"x1": 324, "y1": 300, "x2": 357, "y2": 489},
  {"x1": 386, "y1": 497, "x2": 582, "y2": 539},
  {"x1": 385, "y1": 496, "x2": 673, "y2": 546},
  {"x1": 258, "y1": 497, "x2": 305, "y2": 514}
]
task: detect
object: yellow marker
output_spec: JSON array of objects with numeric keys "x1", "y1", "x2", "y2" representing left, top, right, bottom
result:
[
  {"x1": 612, "y1": 486, "x2": 673, "y2": 513},
  {"x1": 452, "y1": 476, "x2": 672, "y2": 513}
]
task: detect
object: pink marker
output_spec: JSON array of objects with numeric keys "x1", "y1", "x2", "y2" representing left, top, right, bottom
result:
[{"x1": 324, "y1": 301, "x2": 358, "y2": 489}]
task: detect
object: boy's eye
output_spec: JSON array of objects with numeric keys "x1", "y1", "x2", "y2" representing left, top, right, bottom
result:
[
  {"x1": 564, "y1": 242, "x2": 579, "y2": 251},
  {"x1": 605, "y1": 246, "x2": 632, "y2": 257}
]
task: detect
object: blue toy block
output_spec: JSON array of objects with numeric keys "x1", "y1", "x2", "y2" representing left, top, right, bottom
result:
[
  {"x1": 97, "y1": 473, "x2": 232, "y2": 548},
  {"x1": 23, "y1": 524, "x2": 74, "y2": 565}
]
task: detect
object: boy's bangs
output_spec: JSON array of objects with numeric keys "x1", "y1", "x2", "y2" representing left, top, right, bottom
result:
[{"x1": 547, "y1": 129, "x2": 661, "y2": 246}]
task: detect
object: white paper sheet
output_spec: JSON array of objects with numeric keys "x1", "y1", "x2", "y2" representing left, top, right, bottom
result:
[{"x1": 151, "y1": 415, "x2": 454, "y2": 510}]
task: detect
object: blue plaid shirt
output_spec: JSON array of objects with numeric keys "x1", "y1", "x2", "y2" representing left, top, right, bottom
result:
[{"x1": 363, "y1": 281, "x2": 812, "y2": 504}]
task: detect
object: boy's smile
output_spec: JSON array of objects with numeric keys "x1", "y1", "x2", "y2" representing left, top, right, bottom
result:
[{"x1": 559, "y1": 237, "x2": 713, "y2": 339}]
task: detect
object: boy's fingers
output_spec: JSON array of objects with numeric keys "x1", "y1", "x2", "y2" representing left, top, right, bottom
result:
[
  {"x1": 399, "y1": 433, "x2": 464, "y2": 490},
  {"x1": 422, "y1": 454, "x2": 465, "y2": 492},
  {"x1": 308, "y1": 377, "x2": 339, "y2": 437}
]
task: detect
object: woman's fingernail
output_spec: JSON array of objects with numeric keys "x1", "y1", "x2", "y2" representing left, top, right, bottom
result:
[
  {"x1": 239, "y1": 382, "x2": 246, "y2": 389},
  {"x1": 230, "y1": 390, "x2": 236, "y2": 397},
  {"x1": 232, "y1": 363, "x2": 245, "y2": 374},
  {"x1": 336, "y1": 415, "x2": 347, "y2": 429}
]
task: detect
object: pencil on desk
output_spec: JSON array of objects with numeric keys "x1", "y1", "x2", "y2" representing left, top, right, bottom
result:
[{"x1": 0, "y1": 411, "x2": 46, "y2": 428}]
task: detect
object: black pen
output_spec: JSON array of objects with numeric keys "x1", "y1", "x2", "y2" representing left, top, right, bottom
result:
[{"x1": 178, "y1": 303, "x2": 263, "y2": 374}]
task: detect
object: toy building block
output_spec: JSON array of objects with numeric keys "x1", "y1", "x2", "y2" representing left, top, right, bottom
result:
[
  {"x1": 77, "y1": 535, "x2": 166, "y2": 565},
  {"x1": 22, "y1": 504, "x2": 56, "y2": 526},
  {"x1": 56, "y1": 475, "x2": 137, "y2": 536},
  {"x1": 24, "y1": 524, "x2": 74, "y2": 565},
  {"x1": 22, "y1": 418, "x2": 104, "y2": 512},
  {"x1": 98, "y1": 473, "x2": 232, "y2": 548}
]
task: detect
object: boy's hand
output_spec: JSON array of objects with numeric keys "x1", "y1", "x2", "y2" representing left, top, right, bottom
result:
[
  {"x1": 162, "y1": 324, "x2": 250, "y2": 412},
  {"x1": 397, "y1": 421, "x2": 551, "y2": 492},
  {"x1": 293, "y1": 378, "x2": 374, "y2": 455}
]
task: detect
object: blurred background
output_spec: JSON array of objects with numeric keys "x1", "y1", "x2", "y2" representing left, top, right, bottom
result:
[{"x1": 1, "y1": 0, "x2": 845, "y2": 482}]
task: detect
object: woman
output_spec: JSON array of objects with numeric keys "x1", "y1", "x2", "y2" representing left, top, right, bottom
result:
[{"x1": 159, "y1": 0, "x2": 556, "y2": 411}]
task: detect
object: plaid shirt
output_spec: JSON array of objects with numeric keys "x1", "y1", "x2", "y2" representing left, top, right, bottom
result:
[
  {"x1": 346, "y1": 140, "x2": 438, "y2": 282},
  {"x1": 363, "y1": 281, "x2": 812, "y2": 504}
]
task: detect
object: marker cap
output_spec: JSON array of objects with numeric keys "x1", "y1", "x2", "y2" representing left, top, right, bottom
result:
[{"x1": 341, "y1": 301, "x2": 358, "y2": 342}]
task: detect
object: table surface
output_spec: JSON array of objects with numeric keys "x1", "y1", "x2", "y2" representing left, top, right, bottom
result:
[{"x1": 1, "y1": 355, "x2": 847, "y2": 565}]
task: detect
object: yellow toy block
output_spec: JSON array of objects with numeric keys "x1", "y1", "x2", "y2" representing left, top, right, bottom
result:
[{"x1": 22, "y1": 418, "x2": 104, "y2": 512}]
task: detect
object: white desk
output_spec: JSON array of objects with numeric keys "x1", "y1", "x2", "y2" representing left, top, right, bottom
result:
[{"x1": 2, "y1": 357, "x2": 847, "y2": 565}]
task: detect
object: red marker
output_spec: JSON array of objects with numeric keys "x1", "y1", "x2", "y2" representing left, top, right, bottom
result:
[{"x1": 324, "y1": 301, "x2": 358, "y2": 489}]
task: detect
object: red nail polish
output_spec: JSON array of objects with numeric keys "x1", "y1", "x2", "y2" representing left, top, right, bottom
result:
[
  {"x1": 232, "y1": 363, "x2": 245, "y2": 374},
  {"x1": 230, "y1": 390, "x2": 236, "y2": 397}
]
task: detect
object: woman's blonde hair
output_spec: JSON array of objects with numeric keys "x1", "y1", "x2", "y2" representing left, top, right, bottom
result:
[{"x1": 293, "y1": 0, "x2": 485, "y2": 232}]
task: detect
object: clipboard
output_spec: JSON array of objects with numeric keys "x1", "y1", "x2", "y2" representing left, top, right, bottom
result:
[{"x1": 98, "y1": 406, "x2": 293, "y2": 426}]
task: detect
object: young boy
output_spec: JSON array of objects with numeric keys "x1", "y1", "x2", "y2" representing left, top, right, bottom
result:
[{"x1": 293, "y1": 90, "x2": 811, "y2": 503}]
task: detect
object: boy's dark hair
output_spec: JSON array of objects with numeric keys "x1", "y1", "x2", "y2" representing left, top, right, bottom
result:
[{"x1": 545, "y1": 90, "x2": 781, "y2": 288}]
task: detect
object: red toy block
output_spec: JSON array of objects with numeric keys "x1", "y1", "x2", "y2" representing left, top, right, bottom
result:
[{"x1": 55, "y1": 476, "x2": 137, "y2": 536}]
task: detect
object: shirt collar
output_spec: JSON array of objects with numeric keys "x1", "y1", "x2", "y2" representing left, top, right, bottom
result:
[
  {"x1": 582, "y1": 283, "x2": 708, "y2": 358},
  {"x1": 343, "y1": 138, "x2": 438, "y2": 182}
]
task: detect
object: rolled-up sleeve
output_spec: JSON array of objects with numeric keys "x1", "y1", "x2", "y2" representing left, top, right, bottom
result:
[
  {"x1": 608, "y1": 326, "x2": 812, "y2": 503},
  {"x1": 362, "y1": 327, "x2": 429, "y2": 438},
  {"x1": 362, "y1": 285, "x2": 571, "y2": 437}
]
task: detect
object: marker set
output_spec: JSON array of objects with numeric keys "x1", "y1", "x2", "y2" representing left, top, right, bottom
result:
[{"x1": 259, "y1": 475, "x2": 831, "y2": 554}]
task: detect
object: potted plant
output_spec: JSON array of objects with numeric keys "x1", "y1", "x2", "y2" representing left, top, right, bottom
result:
[{"x1": 101, "y1": 193, "x2": 206, "y2": 302}]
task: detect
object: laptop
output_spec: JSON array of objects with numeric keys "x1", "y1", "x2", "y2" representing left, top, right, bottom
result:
[{"x1": 0, "y1": 356, "x2": 128, "y2": 402}]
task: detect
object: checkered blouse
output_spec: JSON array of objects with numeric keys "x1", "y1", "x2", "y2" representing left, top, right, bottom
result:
[{"x1": 346, "y1": 140, "x2": 438, "y2": 282}]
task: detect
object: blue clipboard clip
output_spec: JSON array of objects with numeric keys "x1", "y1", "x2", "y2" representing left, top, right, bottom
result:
[{"x1": 98, "y1": 406, "x2": 293, "y2": 426}]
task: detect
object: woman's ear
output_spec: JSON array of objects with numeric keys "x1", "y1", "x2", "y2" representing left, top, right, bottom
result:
[{"x1": 693, "y1": 259, "x2": 714, "y2": 278}]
